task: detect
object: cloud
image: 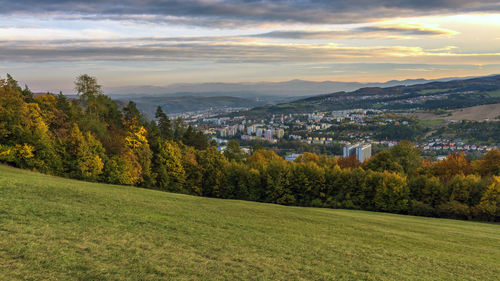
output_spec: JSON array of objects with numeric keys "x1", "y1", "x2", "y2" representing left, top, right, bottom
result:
[
  {"x1": 355, "y1": 25, "x2": 457, "y2": 37},
  {"x1": 254, "y1": 25, "x2": 457, "y2": 40},
  {"x1": 1, "y1": 37, "x2": 499, "y2": 66},
  {"x1": 1, "y1": 0, "x2": 500, "y2": 26}
]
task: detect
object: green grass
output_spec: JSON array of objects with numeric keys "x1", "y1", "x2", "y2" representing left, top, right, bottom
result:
[
  {"x1": 486, "y1": 90, "x2": 500, "y2": 98},
  {"x1": 418, "y1": 89, "x2": 451, "y2": 95},
  {"x1": 420, "y1": 119, "x2": 445, "y2": 126},
  {"x1": 0, "y1": 165, "x2": 499, "y2": 280}
]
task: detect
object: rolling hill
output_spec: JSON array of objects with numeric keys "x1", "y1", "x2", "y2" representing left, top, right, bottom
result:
[
  {"x1": 115, "y1": 95, "x2": 269, "y2": 116},
  {"x1": 0, "y1": 164, "x2": 499, "y2": 280},
  {"x1": 104, "y1": 77, "x2": 469, "y2": 115},
  {"x1": 102, "y1": 77, "x2": 465, "y2": 98},
  {"x1": 237, "y1": 74, "x2": 500, "y2": 117}
]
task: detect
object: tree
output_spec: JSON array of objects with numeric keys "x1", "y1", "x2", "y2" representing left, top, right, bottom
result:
[
  {"x1": 103, "y1": 151, "x2": 142, "y2": 185},
  {"x1": 389, "y1": 141, "x2": 422, "y2": 175},
  {"x1": 337, "y1": 154, "x2": 361, "y2": 169},
  {"x1": 289, "y1": 161, "x2": 325, "y2": 206},
  {"x1": 173, "y1": 117, "x2": 186, "y2": 141},
  {"x1": 182, "y1": 125, "x2": 208, "y2": 150},
  {"x1": 66, "y1": 124, "x2": 105, "y2": 181},
  {"x1": 74, "y1": 75, "x2": 124, "y2": 152},
  {"x1": 264, "y1": 159, "x2": 293, "y2": 204},
  {"x1": 433, "y1": 152, "x2": 471, "y2": 180},
  {"x1": 123, "y1": 101, "x2": 145, "y2": 126},
  {"x1": 181, "y1": 146, "x2": 203, "y2": 195},
  {"x1": 154, "y1": 140, "x2": 185, "y2": 191},
  {"x1": 294, "y1": 152, "x2": 320, "y2": 164},
  {"x1": 0, "y1": 75, "x2": 24, "y2": 142},
  {"x1": 197, "y1": 146, "x2": 227, "y2": 197},
  {"x1": 472, "y1": 176, "x2": 500, "y2": 221},
  {"x1": 443, "y1": 174, "x2": 484, "y2": 207},
  {"x1": 408, "y1": 175, "x2": 442, "y2": 207},
  {"x1": 472, "y1": 149, "x2": 500, "y2": 177},
  {"x1": 364, "y1": 150, "x2": 403, "y2": 173},
  {"x1": 74, "y1": 74, "x2": 103, "y2": 100},
  {"x1": 373, "y1": 171, "x2": 409, "y2": 213},
  {"x1": 224, "y1": 140, "x2": 245, "y2": 162},
  {"x1": 246, "y1": 149, "x2": 282, "y2": 168},
  {"x1": 125, "y1": 123, "x2": 153, "y2": 186},
  {"x1": 155, "y1": 106, "x2": 173, "y2": 140}
]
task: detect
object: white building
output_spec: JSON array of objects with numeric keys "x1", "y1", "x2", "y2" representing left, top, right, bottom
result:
[{"x1": 343, "y1": 143, "x2": 372, "y2": 163}]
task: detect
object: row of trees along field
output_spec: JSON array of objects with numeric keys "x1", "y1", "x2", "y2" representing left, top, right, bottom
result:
[{"x1": 1, "y1": 75, "x2": 499, "y2": 221}]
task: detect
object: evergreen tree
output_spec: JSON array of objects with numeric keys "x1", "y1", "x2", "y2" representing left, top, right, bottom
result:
[{"x1": 155, "y1": 106, "x2": 173, "y2": 140}]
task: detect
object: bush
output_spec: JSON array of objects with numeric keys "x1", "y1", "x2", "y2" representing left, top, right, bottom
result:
[
  {"x1": 310, "y1": 198, "x2": 323, "y2": 208},
  {"x1": 436, "y1": 201, "x2": 470, "y2": 220},
  {"x1": 409, "y1": 200, "x2": 435, "y2": 217}
]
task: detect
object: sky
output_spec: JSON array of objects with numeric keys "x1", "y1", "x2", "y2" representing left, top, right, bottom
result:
[{"x1": 1, "y1": 0, "x2": 500, "y2": 92}]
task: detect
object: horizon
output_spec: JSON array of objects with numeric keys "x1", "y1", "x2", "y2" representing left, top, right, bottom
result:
[
  {"x1": 14, "y1": 73, "x2": 498, "y2": 95},
  {"x1": 1, "y1": 1, "x2": 500, "y2": 92}
]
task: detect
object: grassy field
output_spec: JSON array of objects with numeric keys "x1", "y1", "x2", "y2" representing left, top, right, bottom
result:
[
  {"x1": 486, "y1": 90, "x2": 500, "y2": 98},
  {"x1": 419, "y1": 119, "x2": 445, "y2": 126},
  {"x1": 1, "y1": 165, "x2": 499, "y2": 280},
  {"x1": 412, "y1": 103, "x2": 500, "y2": 122},
  {"x1": 418, "y1": 89, "x2": 451, "y2": 95}
]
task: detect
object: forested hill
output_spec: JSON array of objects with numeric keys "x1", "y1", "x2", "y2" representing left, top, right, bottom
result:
[{"x1": 237, "y1": 74, "x2": 500, "y2": 117}]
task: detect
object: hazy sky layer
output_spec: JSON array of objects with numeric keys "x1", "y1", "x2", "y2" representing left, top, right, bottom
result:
[{"x1": 1, "y1": 0, "x2": 500, "y2": 92}]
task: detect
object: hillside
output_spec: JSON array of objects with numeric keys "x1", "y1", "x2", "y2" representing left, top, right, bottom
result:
[
  {"x1": 414, "y1": 103, "x2": 500, "y2": 122},
  {"x1": 103, "y1": 78, "x2": 454, "y2": 97},
  {"x1": 1, "y1": 165, "x2": 499, "y2": 280},
  {"x1": 115, "y1": 95, "x2": 270, "y2": 116},
  {"x1": 237, "y1": 74, "x2": 500, "y2": 117},
  {"x1": 104, "y1": 77, "x2": 467, "y2": 115}
]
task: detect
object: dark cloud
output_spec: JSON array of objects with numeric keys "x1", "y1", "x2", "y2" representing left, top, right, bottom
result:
[
  {"x1": 254, "y1": 25, "x2": 455, "y2": 39},
  {"x1": 1, "y1": 0, "x2": 500, "y2": 26}
]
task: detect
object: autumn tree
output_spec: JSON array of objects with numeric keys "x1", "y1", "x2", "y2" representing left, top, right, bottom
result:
[
  {"x1": 125, "y1": 122, "x2": 153, "y2": 186},
  {"x1": 373, "y1": 171, "x2": 409, "y2": 213},
  {"x1": 472, "y1": 149, "x2": 500, "y2": 177},
  {"x1": 181, "y1": 146, "x2": 203, "y2": 195},
  {"x1": 433, "y1": 152, "x2": 471, "y2": 180},
  {"x1": 472, "y1": 176, "x2": 500, "y2": 221},
  {"x1": 66, "y1": 124, "x2": 105, "y2": 181},
  {"x1": 337, "y1": 154, "x2": 361, "y2": 169},
  {"x1": 154, "y1": 140, "x2": 186, "y2": 192}
]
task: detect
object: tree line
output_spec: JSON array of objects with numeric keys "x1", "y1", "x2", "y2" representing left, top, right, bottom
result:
[{"x1": 1, "y1": 74, "x2": 499, "y2": 221}]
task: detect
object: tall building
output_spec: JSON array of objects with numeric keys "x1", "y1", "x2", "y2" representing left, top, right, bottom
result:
[
  {"x1": 247, "y1": 125, "x2": 256, "y2": 135},
  {"x1": 264, "y1": 129, "x2": 273, "y2": 140},
  {"x1": 343, "y1": 143, "x2": 372, "y2": 163},
  {"x1": 256, "y1": 128, "x2": 264, "y2": 137},
  {"x1": 274, "y1": 128, "x2": 285, "y2": 139}
]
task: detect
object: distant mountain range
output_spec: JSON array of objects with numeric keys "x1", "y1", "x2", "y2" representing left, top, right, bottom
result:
[
  {"x1": 54, "y1": 75, "x2": 494, "y2": 115},
  {"x1": 235, "y1": 74, "x2": 500, "y2": 117},
  {"x1": 114, "y1": 95, "x2": 268, "y2": 117},
  {"x1": 105, "y1": 77, "x2": 467, "y2": 98},
  {"x1": 105, "y1": 76, "x2": 476, "y2": 115}
]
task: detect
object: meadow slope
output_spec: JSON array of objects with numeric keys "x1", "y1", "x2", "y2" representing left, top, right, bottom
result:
[{"x1": 0, "y1": 165, "x2": 499, "y2": 281}]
